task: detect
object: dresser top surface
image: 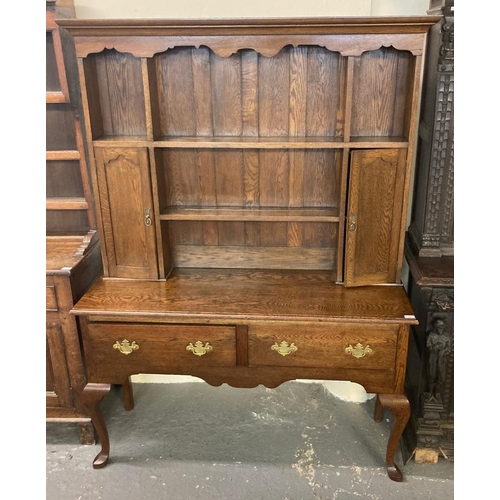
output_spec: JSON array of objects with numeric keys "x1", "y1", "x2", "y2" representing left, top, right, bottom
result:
[{"x1": 71, "y1": 269, "x2": 417, "y2": 324}]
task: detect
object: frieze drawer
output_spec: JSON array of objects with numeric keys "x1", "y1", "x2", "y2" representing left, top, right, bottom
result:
[
  {"x1": 248, "y1": 323, "x2": 399, "y2": 370},
  {"x1": 84, "y1": 323, "x2": 236, "y2": 380}
]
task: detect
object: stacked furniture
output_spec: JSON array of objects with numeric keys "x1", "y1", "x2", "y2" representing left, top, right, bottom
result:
[{"x1": 58, "y1": 15, "x2": 440, "y2": 480}]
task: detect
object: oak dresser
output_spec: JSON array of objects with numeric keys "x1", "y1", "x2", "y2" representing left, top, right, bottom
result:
[{"x1": 57, "y1": 15, "x2": 440, "y2": 481}]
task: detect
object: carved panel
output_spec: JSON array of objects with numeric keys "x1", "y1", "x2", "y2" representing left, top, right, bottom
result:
[{"x1": 408, "y1": 10, "x2": 454, "y2": 257}]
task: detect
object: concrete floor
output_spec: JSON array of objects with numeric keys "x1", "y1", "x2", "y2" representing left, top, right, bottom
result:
[{"x1": 46, "y1": 382, "x2": 453, "y2": 499}]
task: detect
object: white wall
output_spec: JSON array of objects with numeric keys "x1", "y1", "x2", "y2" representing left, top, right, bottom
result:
[
  {"x1": 371, "y1": 0, "x2": 429, "y2": 15},
  {"x1": 71, "y1": 0, "x2": 433, "y2": 402},
  {"x1": 73, "y1": 0, "x2": 372, "y2": 18},
  {"x1": 73, "y1": 0, "x2": 431, "y2": 18}
]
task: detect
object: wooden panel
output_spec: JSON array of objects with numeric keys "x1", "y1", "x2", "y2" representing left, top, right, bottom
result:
[
  {"x1": 159, "y1": 148, "x2": 340, "y2": 209},
  {"x1": 211, "y1": 50, "x2": 243, "y2": 135},
  {"x1": 46, "y1": 210, "x2": 90, "y2": 235},
  {"x1": 46, "y1": 286, "x2": 58, "y2": 311},
  {"x1": 259, "y1": 150, "x2": 289, "y2": 206},
  {"x1": 259, "y1": 48, "x2": 289, "y2": 136},
  {"x1": 81, "y1": 56, "x2": 105, "y2": 140},
  {"x1": 46, "y1": 31, "x2": 61, "y2": 92},
  {"x1": 305, "y1": 46, "x2": 342, "y2": 137},
  {"x1": 215, "y1": 150, "x2": 244, "y2": 206},
  {"x1": 85, "y1": 323, "x2": 236, "y2": 380},
  {"x1": 171, "y1": 245, "x2": 334, "y2": 270},
  {"x1": 46, "y1": 338, "x2": 56, "y2": 392},
  {"x1": 46, "y1": 160, "x2": 84, "y2": 198},
  {"x1": 92, "y1": 50, "x2": 147, "y2": 137},
  {"x1": 156, "y1": 47, "x2": 196, "y2": 136},
  {"x1": 46, "y1": 325, "x2": 72, "y2": 408},
  {"x1": 153, "y1": 45, "x2": 343, "y2": 139},
  {"x1": 351, "y1": 47, "x2": 412, "y2": 138},
  {"x1": 248, "y1": 322, "x2": 399, "y2": 370},
  {"x1": 169, "y1": 221, "x2": 335, "y2": 248},
  {"x1": 46, "y1": 103, "x2": 77, "y2": 151},
  {"x1": 344, "y1": 149, "x2": 406, "y2": 286},
  {"x1": 94, "y1": 147, "x2": 158, "y2": 279}
]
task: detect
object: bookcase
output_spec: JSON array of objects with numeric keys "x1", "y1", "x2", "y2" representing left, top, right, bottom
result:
[{"x1": 59, "y1": 16, "x2": 440, "y2": 480}]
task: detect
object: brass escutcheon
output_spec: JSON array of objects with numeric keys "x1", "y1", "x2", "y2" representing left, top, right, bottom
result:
[
  {"x1": 349, "y1": 213, "x2": 357, "y2": 232},
  {"x1": 144, "y1": 208, "x2": 152, "y2": 227},
  {"x1": 345, "y1": 343, "x2": 373, "y2": 358},
  {"x1": 271, "y1": 341, "x2": 298, "y2": 357},
  {"x1": 113, "y1": 339, "x2": 139, "y2": 355},
  {"x1": 186, "y1": 341, "x2": 213, "y2": 356}
]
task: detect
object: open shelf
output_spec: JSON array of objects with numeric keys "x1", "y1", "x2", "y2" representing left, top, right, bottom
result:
[
  {"x1": 46, "y1": 197, "x2": 89, "y2": 210},
  {"x1": 160, "y1": 206, "x2": 339, "y2": 222},
  {"x1": 153, "y1": 136, "x2": 344, "y2": 149},
  {"x1": 70, "y1": 23, "x2": 428, "y2": 283},
  {"x1": 92, "y1": 136, "x2": 409, "y2": 149},
  {"x1": 348, "y1": 136, "x2": 409, "y2": 148}
]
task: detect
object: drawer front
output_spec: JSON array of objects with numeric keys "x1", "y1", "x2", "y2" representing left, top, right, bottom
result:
[
  {"x1": 86, "y1": 323, "x2": 236, "y2": 376},
  {"x1": 248, "y1": 323, "x2": 399, "y2": 370}
]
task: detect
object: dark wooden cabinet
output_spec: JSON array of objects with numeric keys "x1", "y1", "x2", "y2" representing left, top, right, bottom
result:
[
  {"x1": 402, "y1": 0, "x2": 454, "y2": 465},
  {"x1": 58, "y1": 15, "x2": 440, "y2": 481},
  {"x1": 46, "y1": 0, "x2": 102, "y2": 442}
]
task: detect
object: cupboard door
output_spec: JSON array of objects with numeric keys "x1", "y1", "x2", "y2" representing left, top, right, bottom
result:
[
  {"x1": 344, "y1": 149, "x2": 406, "y2": 287},
  {"x1": 95, "y1": 147, "x2": 158, "y2": 279}
]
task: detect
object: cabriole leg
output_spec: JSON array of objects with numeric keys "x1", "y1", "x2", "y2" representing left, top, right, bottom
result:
[
  {"x1": 80, "y1": 383, "x2": 112, "y2": 469},
  {"x1": 374, "y1": 394, "x2": 410, "y2": 482}
]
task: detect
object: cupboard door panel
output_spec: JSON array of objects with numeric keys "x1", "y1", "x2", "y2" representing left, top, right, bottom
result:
[
  {"x1": 95, "y1": 147, "x2": 158, "y2": 279},
  {"x1": 344, "y1": 149, "x2": 406, "y2": 287}
]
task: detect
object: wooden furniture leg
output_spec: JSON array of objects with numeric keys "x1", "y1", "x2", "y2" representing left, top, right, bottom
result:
[
  {"x1": 374, "y1": 394, "x2": 410, "y2": 482},
  {"x1": 121, "y1": 377, "x2": 134, "y2": 411},
  {"x1": 80, "y1": 383, "x2": 112, "y2": 469}
]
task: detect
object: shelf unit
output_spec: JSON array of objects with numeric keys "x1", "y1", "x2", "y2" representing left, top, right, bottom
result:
[
  {"x1": 66, "y1": 30, "x2": 428, "y2": 285},
  {"x1": 59, "y1": 16, "x2": 440, "y2": 480}
]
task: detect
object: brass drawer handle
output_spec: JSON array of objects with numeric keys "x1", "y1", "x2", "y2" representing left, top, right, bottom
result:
[
  {"x1": 186, "y1": 341, "x2": 213, "y2": 356},
  {"x1": 345, "y1": 343, "x2": 373, "y2": 358},
  {"x1": 271, "y1": 341, "x2": 298, "y2": 357},
  {"x1": 113, "y1": 339, "x2": 139, "y2": 355}
]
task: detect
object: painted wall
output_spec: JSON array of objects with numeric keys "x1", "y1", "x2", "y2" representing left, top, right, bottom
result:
[
  {"x1": 73, "y1": 1, "x2": 372, "y2": 18},
  {"x1": 371, "y1": 0, "x2": 429, "y2": 15},
  {"x1": 72, "y1": 0, "x2": 431, "y2": 18},
  {"x1": 71, "y1": 0, "x2": 432, "y2": 401}
]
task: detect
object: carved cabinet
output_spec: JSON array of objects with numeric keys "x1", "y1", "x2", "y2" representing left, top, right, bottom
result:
[
  {"x1": 403, "y1": 0, "x2": 454, "y2": 464},
  {"x1": 58, "y1": 15, "x2": 440, "y2": 480}
]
